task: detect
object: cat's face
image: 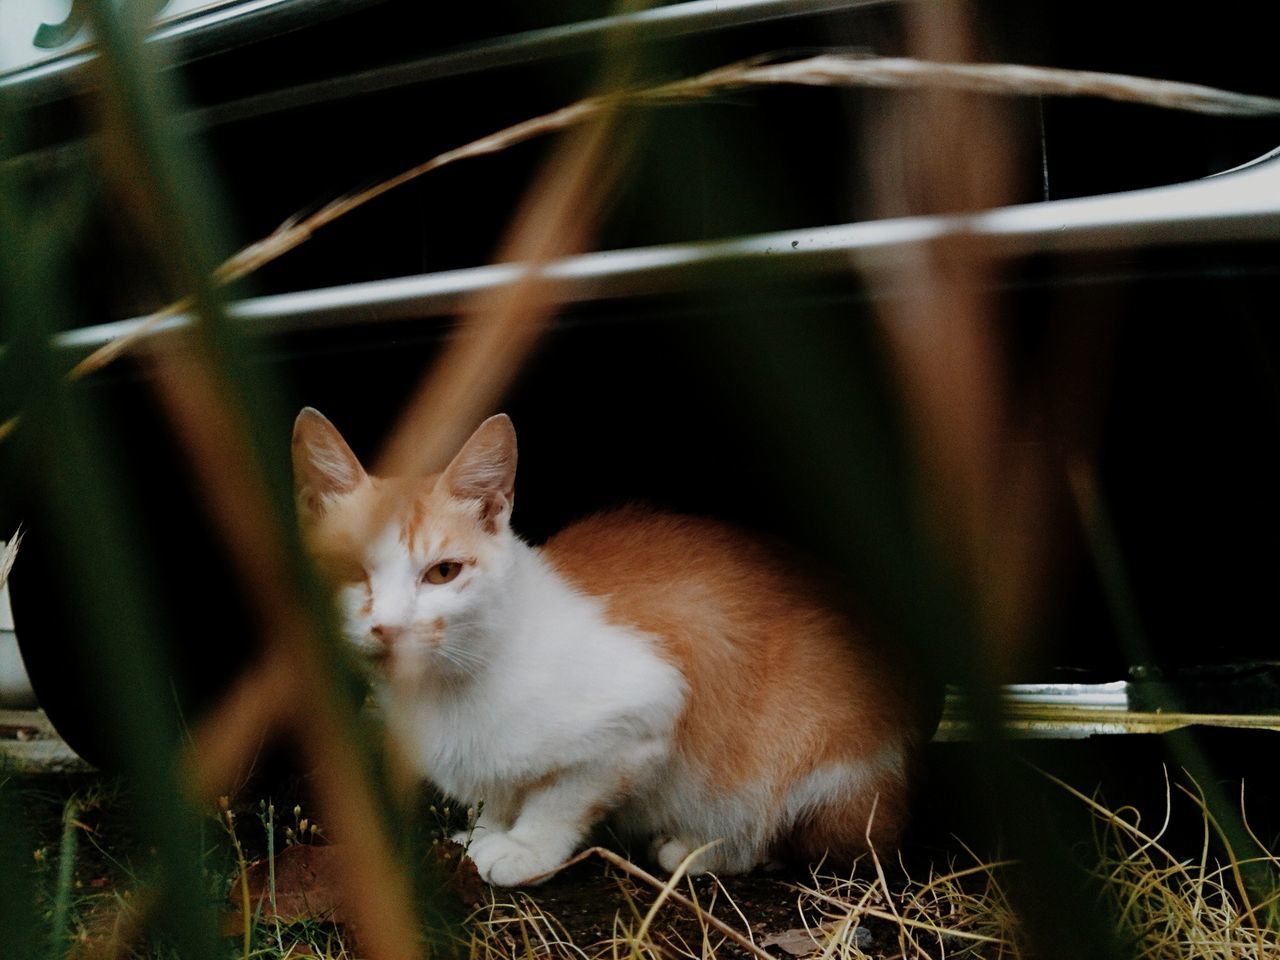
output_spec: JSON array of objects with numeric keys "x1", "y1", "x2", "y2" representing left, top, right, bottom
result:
[{"x1": 292, "y1": 409, "x2": 518, "y2": 683}]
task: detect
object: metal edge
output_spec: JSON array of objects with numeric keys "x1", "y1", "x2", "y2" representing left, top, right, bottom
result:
[
  {"x1": 192, "y1": 0, "x2": 899, "y2": 127},
  {"x1": 2, "y1": 0, "x2": 898, "y2": 119},
  {"x1": 0, "y1": 710, "x2": 93, "y2": 773},
  {"x1": 45, "y1": 150, "x2": 1280, "y2": 354},
  {"x1": 0, "y1": 0, "x2": 382, "y2": 102}
]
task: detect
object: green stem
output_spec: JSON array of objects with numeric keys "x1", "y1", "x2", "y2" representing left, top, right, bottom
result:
[
  {"x1": 48, "y1": 799, "x2": 80, "y2": 959},
  {"x1": 267, "y1": 803, "x2": 283, "y2": 953}
]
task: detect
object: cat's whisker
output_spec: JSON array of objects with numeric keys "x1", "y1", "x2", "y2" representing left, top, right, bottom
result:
[{"x1": 433, "y1": 643, "x2": 490, "y2": 675}]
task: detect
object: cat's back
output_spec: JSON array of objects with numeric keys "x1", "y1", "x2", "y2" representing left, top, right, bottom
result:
[
  {"x1": 541, "y1": 506, "x2": 776, "y2": 602},
  {"x1": 538, "y1": 506, "x2": 902, "y2": 723},
  {"x1": 540, "y1": 506, "x2": 822, "y2": 641}
]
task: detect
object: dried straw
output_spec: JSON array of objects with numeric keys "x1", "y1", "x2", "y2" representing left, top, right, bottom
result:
[
  {"x1": 84, "y1": 56, "x2": 426, "y2": 958},
  {"x1": 115, "y1": 27, "x2": 640, "y2": 960},
  {"x1": 143, "y1": 348, "x2": 425, "y2": 960},
  {"x1": 372, "y1": 99, "x2": 627, "y2": 483},
  {"x1": 70, "y1": 886, "x2": 158, "y2": 960},
  {"x1": 679, "y1": 55, "x2": 1280, "y2": 115},
  {"x1": 1043, "y1": 769, "x2": 1280, "y2": 959},
  {"x1": 519, "y1": 845, "x2": 774, "y2": 960},
  {"x1": 861, "y1": 7, "x2": 1030, "y2": 681},
  {"x1": 0, "y1": 526, "x2": 21, "y2": 591},
  {"x1": 469, "y1": 894, "x2": 589, "y2": 960},
  {"x1": 458, "y1": 772, "x2": 1280, "y2": 960}
]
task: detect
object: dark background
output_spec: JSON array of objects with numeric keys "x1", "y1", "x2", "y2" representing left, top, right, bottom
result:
[{"x1": 3, "y1": 0, "x2": 1279, "y2": 768}]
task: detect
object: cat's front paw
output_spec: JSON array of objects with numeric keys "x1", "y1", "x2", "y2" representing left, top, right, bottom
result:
[{"x1": 466, "y1": 832, "x2": 561, "y2": 887}]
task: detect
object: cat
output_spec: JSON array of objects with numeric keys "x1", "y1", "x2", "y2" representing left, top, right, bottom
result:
[{"x1": 292, "y1": 408, "x2": 923, "y2": 886}]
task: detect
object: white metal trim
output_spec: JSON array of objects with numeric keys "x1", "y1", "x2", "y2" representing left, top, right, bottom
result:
[{"x1": 48, "y1": 152, "x2": 1280, "y2": 354}]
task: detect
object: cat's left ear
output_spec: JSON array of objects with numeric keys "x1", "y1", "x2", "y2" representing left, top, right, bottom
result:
[
  {"x1": 293, "y1": 407, "x2": 366, "y2": 517},
  {"x1": 442, "y1": 414, "x2": 517, "y2": 531}
]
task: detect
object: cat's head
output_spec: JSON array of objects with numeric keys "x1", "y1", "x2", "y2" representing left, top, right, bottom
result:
[{"x1": 292, "y1": 408, "x2": 518, "y2": 681}]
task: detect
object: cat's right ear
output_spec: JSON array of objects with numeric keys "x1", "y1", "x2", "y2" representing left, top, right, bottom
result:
[
  {"x1": 442, "y1": 413, "x2": 517, "y2": 531},
  {"x1": 292, "y1": 407, "x2": 366, "y2": 517}
]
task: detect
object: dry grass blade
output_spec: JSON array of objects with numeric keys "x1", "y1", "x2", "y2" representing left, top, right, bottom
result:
[
  {"x1": 470, "y1": 894, "x2": 591, "y2": 960},
  {"x1": 859, "y1": 5, "x2": 1036, "y2": 680},
  {"x1": 796, "y1": 854, "x2": 1019, "y2": 957},
  {"x1": 681, "y1": 56, "x2": 1280, "y2": 116},
  {"x1": 68, "y1": 97, "x2": 609, "y2": 382},
  {"x1": 367, "y1": 35, "x2": 639, "y2": 545},
  {"x1": 71, "y1": 14, "x2": 638, "y2": 958},
  {"x1": 85, "y1": 19, "x2": 646, "y2": 960},
  {"x1": 214, "y1": 100, "x2": 604, "y2": 288},
  {"x1": 143, "y1": 348, "x2": 423, "y2": 960},
  {"x1": 67, "y1": 297, "x2": 190, "y2": 380},
  {"x1": 633, "y1": 841, "x2": 724, "y2": 948},
  {"x1": 860, "y1": 797, "x2": 918, "y2": 959},
  {"x1": 1, "y1": 526, "x2": 22, "y2": 591},
  {"x1": 70, "y1": 885, "x2": 157, "y2": 960},
  {"x1": 372, "y1": 105, "x2": 624, "y2": 483},
  {"x1": 23, "y1": 6, "x2": 423, "y2": 955},
  {"x1": 190, "y1": 773, "x2": 1278, "y2": 960},
  {"x1": 184, "y1": 649, "x2": 294, "y2": 800},
  {"x1": 61, "y1": 54, "x2": 1280, "y2": 383},
  {"x1": 520, "y1": 846, "x2": 774, "y2": 960},
  {"x1": 1037, "y1": 765, "x2": 1183, "y2": 863},
  {"x1": 1039, "y1": 767, "x2": 1280, "y2": 960}
]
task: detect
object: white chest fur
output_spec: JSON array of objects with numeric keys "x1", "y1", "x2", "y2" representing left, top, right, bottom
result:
[{"x1": 385, "y1": 541, "x2": 687, "y2": 807}]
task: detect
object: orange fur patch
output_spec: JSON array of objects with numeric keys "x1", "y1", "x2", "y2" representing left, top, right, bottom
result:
[{"x1": 541, "y1": 506, "x2": 919, "y2": 861}]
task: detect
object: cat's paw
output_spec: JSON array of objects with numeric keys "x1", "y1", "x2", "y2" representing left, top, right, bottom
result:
[
  {"x1": 655, "y1": 837, "x2": 696, "y2": 874},
  {"x1": 466, "y1": 833, "x2": 559, "y2": 887},
  {"x1": 652, "y1": 837, "x2": 729, "y2": 874}
]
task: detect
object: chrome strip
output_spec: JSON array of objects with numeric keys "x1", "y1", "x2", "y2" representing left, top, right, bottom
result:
[
  {"x1": 0, "y1": 0, "x2": 375, "y2": 101},
  {"x1": 934, "y1": 686, "x2": 1280, "y2": 740},
  {"x1": 999, "y1": 681, "x2": 1129, "y2": 708},
  {"x1": 48, "y1": 153, "x2": 1280, "y2": 354}
]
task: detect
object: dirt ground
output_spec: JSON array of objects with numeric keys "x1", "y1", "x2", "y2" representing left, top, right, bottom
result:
[
  {"x1": 460, "y1": 848, "x2": 899, "y2": 959},
  {"x1": 522, "y1": 856, "x2": 809, "y2": 947},
  {"x1": 9, "y1": 772, "x2": 901, "y2": 960}
]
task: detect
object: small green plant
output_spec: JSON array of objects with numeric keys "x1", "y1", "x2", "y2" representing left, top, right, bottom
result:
[
  {"x1": 48, "y1": 796, "x2": 81, "y2": 956},
  {"x1": 425, "y1": 799, "x2": 485, "y2": 853},
  {"x1": 255, "y1": 799, "x2": 284, "y2": 957},
  {"x1": 280, "y1": 802, "x2": 321, "y2": 848},
  {"x1": 219, "y1": 797, "x2": 252, "y2": 960}
]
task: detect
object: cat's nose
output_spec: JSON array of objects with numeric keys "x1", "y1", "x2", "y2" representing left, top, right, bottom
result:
[{"x1": 370, "y1": 624, "x2": 402, "y2": 647}]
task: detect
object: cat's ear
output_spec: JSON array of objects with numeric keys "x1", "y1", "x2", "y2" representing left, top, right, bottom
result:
[
  {"x1": 292, "y1": 407, "x2": 366, "y2": 515},
  {"x1": 442, "y1": 414, "x2": 517, "y2": 530}
]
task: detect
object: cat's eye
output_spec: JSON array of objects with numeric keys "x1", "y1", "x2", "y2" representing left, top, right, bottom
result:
[{"x1": 422, "y1": 561, "x2": 463, "y2": 585}]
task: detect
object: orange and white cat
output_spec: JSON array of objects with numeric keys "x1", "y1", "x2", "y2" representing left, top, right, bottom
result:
[{"x1": 293, "y1": 409, "x2": 921, "y2": 886}]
